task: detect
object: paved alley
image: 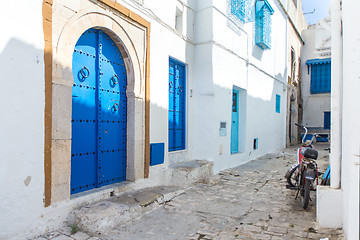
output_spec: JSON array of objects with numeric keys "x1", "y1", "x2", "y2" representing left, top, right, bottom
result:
[{"x1": 34, "y1": 145, "x2": 343, "y2": 240}]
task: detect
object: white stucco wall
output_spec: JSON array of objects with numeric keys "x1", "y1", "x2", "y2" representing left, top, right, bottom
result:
[
  {"x1": 189, "y1": 0, "x2": 287, "y2": 173},
  {"x1": 0, "y1": 0, "x2": 289, "y2": 238},
  {"x1": 341, "y1": 0, "x2": 360, "y2": 237},
  {"x1": 0, "y1": 1, "x2": 45, "y2": 239},
  {"x1": 140, "y1": 0, "x2": 287, "y2": 174},
  {"x1": 301, "y1": 25, "x2": 331, "y2": 128}
]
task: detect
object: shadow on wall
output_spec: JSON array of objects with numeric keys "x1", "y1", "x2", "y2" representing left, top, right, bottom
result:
[
  {"x1": 0, "y1": 37, "x2": 287, "y2": 239},
  {"x1": 252, "y1": 44, "x2": 265, "y2": 60},
  {"x1": 0, "y1": 38, "x2": 47, "y2": 239}
]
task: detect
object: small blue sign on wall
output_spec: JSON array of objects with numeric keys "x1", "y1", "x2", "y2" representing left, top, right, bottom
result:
[{"x1": 150, "y1": 143, "x2": 165, "y2": 166}]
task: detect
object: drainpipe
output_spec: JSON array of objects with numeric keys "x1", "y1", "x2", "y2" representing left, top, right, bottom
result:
[{"x1": 330, "y1": 0, "x2": 342, "y2": 189}]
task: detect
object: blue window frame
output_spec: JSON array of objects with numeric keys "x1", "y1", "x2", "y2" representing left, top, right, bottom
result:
[
  {"x1": 310, "y1": 62, "x2": 331, "y2": 94},
  {"x1": 231, "y1": 0, "x2": 255, "y2": 23},
  {"x1": 275, "y1": 94, "x2": 280, "y2": 113},
  {"x1": 255, "y1": 0, "x2": 274, "y2": 50},
  {"x1": 169, "y1": 58, "x2": 186, "y2": 151}
]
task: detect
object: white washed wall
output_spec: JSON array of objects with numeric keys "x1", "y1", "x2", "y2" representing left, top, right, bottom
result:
[
  {"x1": 301, "y1": 25, "x2": 331, "y2": 128},
  {"x1": 0, "y1": 1, "x2": 45, "y2": 239},
  {"x1": 0, "y1": 0, "x2": 288, "y2": 238},
  {"x1": 190, "y1": 0, "x2": 287, "y2": 173},
  {"x1": 341, "y1": 0, "x2": 360, "y2": 237}
]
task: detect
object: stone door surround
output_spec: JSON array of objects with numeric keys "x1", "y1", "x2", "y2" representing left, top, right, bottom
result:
[{"x1": 44, "y1": 0, "x2": 150, "y2": 205}]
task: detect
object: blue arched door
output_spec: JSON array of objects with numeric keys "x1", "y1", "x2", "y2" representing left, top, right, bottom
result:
[{"x1": 71, "y1": 28, "x2": 127, "y2": 194}]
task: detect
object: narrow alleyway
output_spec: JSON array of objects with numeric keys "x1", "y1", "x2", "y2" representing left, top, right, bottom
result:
[{"x1": 34, "y1": 144, "x2": 343, "y2": 240}]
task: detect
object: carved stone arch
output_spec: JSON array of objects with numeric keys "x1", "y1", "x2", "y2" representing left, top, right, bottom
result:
[{"x1": 50, "y1": 8, "x2": 147, "y2": 203}]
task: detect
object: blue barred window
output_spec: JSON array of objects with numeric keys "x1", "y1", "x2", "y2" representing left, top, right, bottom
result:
[
  {"x1": 231, "y1": 0, "x2": 255, "y2": 23},
  {"x1": 310, "y1": 62, "x2": 331, "y2": 94},
  {"x1": 255, "y1": 0, "x2": 274, "y2": 50},
  {"x1": 169, "y1": 58, "x2": 186, "y2": 151}
]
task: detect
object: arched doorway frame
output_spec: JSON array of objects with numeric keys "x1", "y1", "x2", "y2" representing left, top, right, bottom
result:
[{"x1": 48, "y1": 6, "x2": 150, "y2": 204}]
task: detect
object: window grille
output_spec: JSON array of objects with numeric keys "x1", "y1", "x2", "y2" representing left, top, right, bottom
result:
[
  {"x1": 255, "y1": 0, "x2": 274, "y2": 50},
  {"x1": 310, "y1": 62, "x2": 331, "y2": 94},
  {"x1": 231, "y1": 0, "x2": 255, "y2": 23},
  {"x1": 169, "y1": 58, "x2": 186, "y2": 151}
]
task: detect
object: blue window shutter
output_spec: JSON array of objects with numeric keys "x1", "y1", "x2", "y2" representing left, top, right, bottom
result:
[
  {"x1": 169, "y1": 58, "x2": 186, "y2": 151},
  {"x1": 276, "y1": 94, "x2": 280, "y2": 113},
  {"x1": 310, "y1": 62, "x2": 331, "y2": 94},
  {"x1": 255, "y1": 0, "x2": 274, "y2": 50}
]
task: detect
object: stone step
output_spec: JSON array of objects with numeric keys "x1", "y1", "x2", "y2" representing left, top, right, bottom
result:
[
  {"x1": 167, "y1": 160, "x2": 213, "y2": 187},
  {"x1": 70, "y1": 186, "x2": 184, "y2": 235}
]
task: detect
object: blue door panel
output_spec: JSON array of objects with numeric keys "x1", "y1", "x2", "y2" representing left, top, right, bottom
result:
[
  {"x1": 98, "y1": 151, "x2": 126, "y2": 186},
  {"x1": 102, "y1": 124, "x2": 125, "y2": 150},
  {"x1": 72, "y1": 90, "x2": 96, "y2": 120},
  {"x1": 100, "y1": 34, "x2": 124, "y2": 64},
  {"x1": 71, "y1": 121, "x2": 97, "y2": 154},
  {"x1": 71, "y1": 28, "x2": 127, "y2": 195},
  {"x1": 75, "y1": 29, "x2": 98, "y2": 56},
  {"x1": 71, "y1": 154, "x2": 97, "y2": 193},
  {"x1": 72, "y1": 51, "x2": 97, "y2": 87},
  {"x1": 231, "y1": 90, "x2": 239, "y2": 153},
  {"x1": 100, "y1": 60, "x2": 126, "y2": 90}
]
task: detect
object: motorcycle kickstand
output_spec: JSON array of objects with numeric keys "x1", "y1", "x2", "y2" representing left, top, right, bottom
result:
[{"x1": 295, "y1": 188, "x2": 300, "y2": 199}]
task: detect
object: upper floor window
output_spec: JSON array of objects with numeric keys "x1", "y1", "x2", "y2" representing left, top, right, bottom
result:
[
  {"x1": 306, "y1": 58, "x2": 331, "y2": 94},
  {"x1": 231, "y1": 0, "x2": 255, "y2": 23},
  {"x1": 255, "y1": 0, "x2": 274, "y2": 50}
]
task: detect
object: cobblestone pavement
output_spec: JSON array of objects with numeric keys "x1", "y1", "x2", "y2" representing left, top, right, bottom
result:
[{"x1": 34, "y1": 144, "x2": 344, "y2": 240}]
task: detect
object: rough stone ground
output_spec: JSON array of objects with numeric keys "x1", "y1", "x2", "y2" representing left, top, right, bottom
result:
[{"x1": 33, "y1": 144, "x2": 344, "y2": 240}]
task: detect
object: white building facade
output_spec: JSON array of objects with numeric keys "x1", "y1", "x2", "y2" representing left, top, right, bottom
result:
[
  {"x1": 301, "y1": 20, "x2": 331, "y2": 138},
  {"x1": 0, "y1": 0, "x2": 289, "y2": 239},
  {"x1": 316, "y1": 0, "x2": 360, "y2": 239}
]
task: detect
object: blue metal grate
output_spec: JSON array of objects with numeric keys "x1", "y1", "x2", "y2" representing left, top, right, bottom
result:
[
  {"x1": 255, "y1": 0, "x2": 274, "y2": 50},
  {"x1": 310, "y1": 62, "x2": 331, "y2": 94},
  {"x1": 169, "y1": 58, "x2": 186, "y2": 151},
  {"x1": 231, "y1": 0, "x2": 255, "y2": 23}
]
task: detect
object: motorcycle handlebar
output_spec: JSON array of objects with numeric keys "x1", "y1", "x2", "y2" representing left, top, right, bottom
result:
[{"x1": 295, "y1": 123, "x2": 305, "y2": 128}]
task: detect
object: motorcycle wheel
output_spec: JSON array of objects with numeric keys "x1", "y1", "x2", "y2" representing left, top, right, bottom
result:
[
  {"x1": 301, "y1": 178, "x2": 311, "y2": 209},
  {"x1": 286, "y1": 164, "x2": 299, "y2": 188}
]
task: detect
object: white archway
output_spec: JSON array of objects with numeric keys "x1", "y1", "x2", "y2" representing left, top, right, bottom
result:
[{"x1": 51, "y1": 8, "x2": 147, "y2": 203}]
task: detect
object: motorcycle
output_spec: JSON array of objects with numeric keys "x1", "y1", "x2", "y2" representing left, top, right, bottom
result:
[{"x1": 285, "y1": 123, "x2": 319, "y2": 209}]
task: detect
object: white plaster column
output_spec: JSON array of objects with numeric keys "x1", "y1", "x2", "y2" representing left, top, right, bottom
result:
[{"x1": 330, "y1": 0, "x2": 342, "y2": 189}]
